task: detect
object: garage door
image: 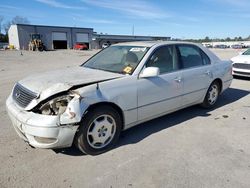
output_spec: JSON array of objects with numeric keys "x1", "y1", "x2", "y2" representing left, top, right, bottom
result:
[
  {"x1": 52, "y1": 32, "x2": 67, "y2": 40},
  {"x1": 76, "y1": 33, "x2": 89, "y2": 42},
  {"x1": 52, "y1": 32, "x2": 67, "y2": 49}
]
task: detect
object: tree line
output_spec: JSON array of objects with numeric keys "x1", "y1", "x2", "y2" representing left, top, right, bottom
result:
[{"x1": 176, "y1": 36, "x2": 250, "y2": 43}]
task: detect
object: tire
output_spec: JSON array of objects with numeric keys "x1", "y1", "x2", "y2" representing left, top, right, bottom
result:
[
  {"x1": 201, "y1": 81, "x2": 220, "y2": 108},
  {"x1": 74, "y1": 105, "x2": 122, "y2": 155},
  {"x1": 38, "y1": 46, "x2": 43, "y2": 51}
]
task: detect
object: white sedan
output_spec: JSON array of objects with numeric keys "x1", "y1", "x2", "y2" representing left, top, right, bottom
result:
[
  {"x1": 231, "y1": 48, "x2": 250, "y2": 77},
  {"x1": 6, "y1": 41, "x2": 233, "y2": 155}
]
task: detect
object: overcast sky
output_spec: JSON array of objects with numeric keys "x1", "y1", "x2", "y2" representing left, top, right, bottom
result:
[{"x1": 1, "y1": 0, "x2": 250, "y2": 39}]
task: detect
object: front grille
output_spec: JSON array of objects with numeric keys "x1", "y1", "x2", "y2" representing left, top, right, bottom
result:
[
  {"x1": 233, "y1": 63, "x2": 250, "y2": 70},
  {"x1": 12, "y1": 83, "x2": 38, "y2": 108}
]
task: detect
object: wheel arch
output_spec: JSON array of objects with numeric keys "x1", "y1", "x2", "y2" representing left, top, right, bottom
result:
[
  {"x1": 212, "y1": 78, "x2": 223, "y2": 94},
  {"x1": 200, "y1": 78, "x2": 223, "y2": 108},
  {"x1": 85, "y1": 102, "x2": 125, "y2": 130}
]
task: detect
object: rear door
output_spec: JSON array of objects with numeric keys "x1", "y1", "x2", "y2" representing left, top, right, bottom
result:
[
  {"x1": 137, "y1": 45, "x2": 183, "y2": 121},
  {"x1": 176, "y1": 44, "x2": 213, "y2": 106}
]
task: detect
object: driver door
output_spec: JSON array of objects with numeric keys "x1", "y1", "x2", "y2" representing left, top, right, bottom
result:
[{"x1": 137, "y1": 45, "x2": 183, "y2": 121}]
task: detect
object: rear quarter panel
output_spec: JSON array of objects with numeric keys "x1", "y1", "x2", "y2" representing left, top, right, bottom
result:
[
  {"x1": 212, "y1": 60, "x2": 233, "y2": 92},
  {"x1": 200, "y1": 44, "x2": 233, "y2": 91}
]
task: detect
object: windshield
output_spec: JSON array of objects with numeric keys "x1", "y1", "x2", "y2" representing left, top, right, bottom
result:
[
  {"x1": 83, "y1": 45, "x2": 149, "y2": 74},
  {"x1": 32, "y1": 34, "x2": 41, "y2": 40},
  {"x1": 243, "y1": 49, "x2": 250, "y2": 55}
]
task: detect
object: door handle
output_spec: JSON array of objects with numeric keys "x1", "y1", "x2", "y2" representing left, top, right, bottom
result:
[{"x1": 174, "y1": 77, "x2": 182, "y2": 83}]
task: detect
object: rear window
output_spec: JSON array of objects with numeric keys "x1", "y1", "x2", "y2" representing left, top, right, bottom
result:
[{"x1": 178, "y1": 45, "x2": 210, "y2": 69}]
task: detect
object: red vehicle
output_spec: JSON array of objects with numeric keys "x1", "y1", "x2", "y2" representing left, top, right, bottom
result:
[{"x1": 74, "y1": 43, "x2": 88, "y2": 50}]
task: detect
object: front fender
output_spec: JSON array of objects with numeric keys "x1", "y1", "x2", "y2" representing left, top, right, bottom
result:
[{"x1": 59, "y1": 84, "x2": 107, "y2": 125}]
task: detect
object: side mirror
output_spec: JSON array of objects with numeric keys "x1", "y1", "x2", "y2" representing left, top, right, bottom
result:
[{"x1": 140, "y1": 67, "x2": 160, "y2": 78}]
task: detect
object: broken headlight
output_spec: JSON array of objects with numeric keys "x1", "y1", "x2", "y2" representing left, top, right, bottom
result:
[{"x1": 39, "y1": 95, "x2": 73, "y2": 115}]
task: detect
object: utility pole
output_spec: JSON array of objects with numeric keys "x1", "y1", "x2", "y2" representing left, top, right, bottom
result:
[{"x1": 132, "y1": 25, "x2": 134, "y2": 36}]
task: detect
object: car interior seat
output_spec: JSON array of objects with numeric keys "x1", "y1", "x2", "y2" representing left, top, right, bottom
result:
[
  {"x1": 125, "y1": 52, "x2": 138, "y2": 68},
  {"x1": 151, "y1": 48, "x2": 173, "y2": 74}
]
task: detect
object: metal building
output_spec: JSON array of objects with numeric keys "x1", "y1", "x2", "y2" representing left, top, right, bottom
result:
[
  {"x1": 8, "y1": 24, "x2": 93, "y2": 50},
  {"x1": 8, "y1": 24, "x2": 171, "y2": 50},
  {"x1": 92, "y1": 34, "x2": 171, "y2": 49}
]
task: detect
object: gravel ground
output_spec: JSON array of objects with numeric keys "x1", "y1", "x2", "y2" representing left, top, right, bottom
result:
[{"x1": 0, "y1": 48, "x2": 249, "y2": 188}]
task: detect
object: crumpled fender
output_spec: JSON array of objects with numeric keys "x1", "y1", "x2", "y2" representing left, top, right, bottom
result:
[{"x1": 59, "y1": 84, "x2": 107, "y2": 125}]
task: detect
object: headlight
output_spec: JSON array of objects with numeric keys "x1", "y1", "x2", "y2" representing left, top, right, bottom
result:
[{"x1": 39, "y1": 95, "x2": 73, "y2": 115}]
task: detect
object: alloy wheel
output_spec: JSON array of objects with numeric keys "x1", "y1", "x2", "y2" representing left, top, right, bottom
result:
[{"x1": 86, "y1": 114, "x2": 116, "y2": 149}]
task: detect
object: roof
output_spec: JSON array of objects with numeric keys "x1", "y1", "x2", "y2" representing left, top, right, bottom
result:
[
  {"x1": 93, "y1": 34, "x2": 170, "y2": 40},
  {"x1": 15, "y1": 24, "x2": 93, "y2": 30},
  {"x1": 113, "y1": 41, "x2": 202, "y2": 47}
]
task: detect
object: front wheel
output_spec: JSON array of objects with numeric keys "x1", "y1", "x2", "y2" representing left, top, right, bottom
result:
[
  {"x1": 201, "y1": 81, "x2": 220, "y2": 108},
  {"x1": 38, "y1": 46, "x2": 44, "y2": 51},
  {"x1": 74, "y1": 106, "x2": 122, "y2": 155}
]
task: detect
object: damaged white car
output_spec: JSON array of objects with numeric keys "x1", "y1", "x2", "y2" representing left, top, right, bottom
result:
[{"x1": 6, "y1": 41, "x2": 233, "y2": 155}]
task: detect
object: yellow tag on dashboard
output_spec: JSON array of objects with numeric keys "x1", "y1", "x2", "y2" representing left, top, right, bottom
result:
[{"x1": 123, "y1": 66, "x2": 133, "y2": 74}]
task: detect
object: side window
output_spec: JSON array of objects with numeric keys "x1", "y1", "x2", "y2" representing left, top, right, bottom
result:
[
  {"x1": 200, "y1": 50, "x2": 211, "y2": 65},
  {"x1": 146, "y1": 45, "x2": 179, "y2": 74},
  {"x1": 178, "y1": 45, "x2": 209, "y2": 69}
]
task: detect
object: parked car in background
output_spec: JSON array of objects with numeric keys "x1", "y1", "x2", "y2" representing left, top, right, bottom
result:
[
  {"x1": 214, "y1": 44, "x2": 229, "y2": 49},
  {"x1": 231, "y1": 44, "x2": 243, "y2": 49},
  {"x1": 74, "y1": 43, "x2": 88, "y2": 50},
  {"x1": 231, "y1": 48, "x2": 250, "y2": 77},
  {"x1": 102, "y1": 43, "x2": 110, "y2": 49},
  {"x1": 6, "y1": 41, "x2": 233, "y2": 155},
  {"x1": 203, "y1": 43, "x2": 213, "y2": 48},
  {"x1": 0, "y1": 42, "x2": 9, "y2": 50}
]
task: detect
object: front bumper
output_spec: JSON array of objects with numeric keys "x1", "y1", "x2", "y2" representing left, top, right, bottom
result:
[
  {"x1": 6, "y1": 96, "x2": 79, "y2": 149},
  {"x1": 232, "y1": 68, "x2": 250, "y2": 77}
]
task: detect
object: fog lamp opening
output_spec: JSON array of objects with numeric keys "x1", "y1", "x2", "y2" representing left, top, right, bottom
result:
[{"x1": 34, "y1": 136, "x2": 57, "y2": 144}]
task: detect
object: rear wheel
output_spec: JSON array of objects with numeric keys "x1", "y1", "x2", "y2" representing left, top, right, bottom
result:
[
  {"x1": 74, "y1": 105, "x2": 122, "y2": 155},
  {"x1": 201, "y1": 81, "x2": 220, "y2": 108}
]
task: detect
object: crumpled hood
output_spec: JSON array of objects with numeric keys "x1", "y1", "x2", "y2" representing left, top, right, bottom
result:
[
  {"x1": 231, "y1": 55, "x2": 250, "y2": 64},
  {"x1": 18, "y1": 66, "x2": 123, "y2": 100}
]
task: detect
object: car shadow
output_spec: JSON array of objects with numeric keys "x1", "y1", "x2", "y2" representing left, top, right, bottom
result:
[
  {"x1": 54, "y1": 87, "x2": 249, "y2": 156},
  {"x1": 53, "y1": 145, "x2": 85, "y2": 156},
  {"x1": 117, "y1": 87, "x2": 249, "y2": 147}
]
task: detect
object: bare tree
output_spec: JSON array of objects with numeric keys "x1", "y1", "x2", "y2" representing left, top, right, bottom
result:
[
  {"x1": 0, "y1": 15, "x2": 4, "y2": 34},
  {"x1": 4, "y1": 16, "x2": 30, "y2": 34},
  {"x1": 11, "y1": 16, "x2": 30, "y2": 25}
]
